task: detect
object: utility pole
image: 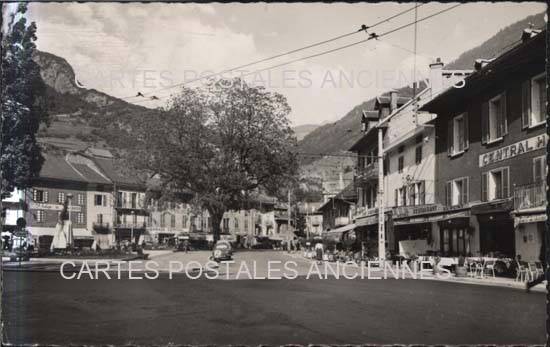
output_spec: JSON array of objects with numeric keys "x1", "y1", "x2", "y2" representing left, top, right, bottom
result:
[
  {"x1": 287, "y1": 189, "x2": 291, "y2": 251},
  {"x1": 377, "y1": 126, "x2": 386, "y2": 262}
]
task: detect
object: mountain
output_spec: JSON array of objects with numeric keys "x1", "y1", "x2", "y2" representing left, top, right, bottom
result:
[
  {"x1": 296, "y1": 11, "x2": 545, "y2": 168},
  {"x1": 33, "y1": 50, "x2": 153, "y2": 153},
  {"x1": 292, "y1": 124, "x2": 320, "y2": 141}
]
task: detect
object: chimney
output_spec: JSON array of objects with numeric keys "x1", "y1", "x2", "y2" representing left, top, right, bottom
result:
[
  {"x1": 474, "y1": 58, "x2": 494, "y2": 71},
  {"x1": 389, "y1": 90, "x2": 398, "y2": 113},
  {"x1": 429, "y1": 57, "x2": 444, "y2": 98},
  {"x1": 521, "y1": 23, "x2": 541, "y2": 43}
]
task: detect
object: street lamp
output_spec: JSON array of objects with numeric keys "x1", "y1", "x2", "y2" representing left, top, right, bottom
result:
[{"x1": 130, "y1": 210, "x2": 135, "y2": 245}]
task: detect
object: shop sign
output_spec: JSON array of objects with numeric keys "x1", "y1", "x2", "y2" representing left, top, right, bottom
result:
[
  {"x1": 392, "y1": 204, "x2": 466, "y2": 219},
  {"x1": 479, "y1": 134, "x2": 547, "y2": 168},
  {"x1": 514, "y1": 214, "x2": 546, "y2": 227},
  {"x1": 29, "y1": 202, "x2": 81, "y2": 212}
]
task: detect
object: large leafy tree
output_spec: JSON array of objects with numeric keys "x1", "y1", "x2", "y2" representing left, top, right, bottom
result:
[
  {"x1": 119, "y1": 79, "x2": 298, "y2": 240},
  {"x1": 1, "y1": 3, "x2": 48, "y2": 198}
]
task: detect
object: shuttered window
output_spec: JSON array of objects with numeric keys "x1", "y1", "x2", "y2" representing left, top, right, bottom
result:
[
  {"x1": 522, "y1": 79, "x2": 531, "y2": 129},
  {"x1": 533, "y1": 156, "x2": 545, "y2": 183},
  {"x1": 418, "y1": 181, "x2": 426, "y2": 205},
  {"x1": 481, "y1": 173, "x2": 488, "y2": 202},
  {"x1": 483, "y1": 92, "x2": 508, "y2": 144},
  {"x1": 446, "y1": 178, "x2": 469, "y2": 206},
  {"x1": 448, "y1": 113, "x2": 468, "y2": 155}
]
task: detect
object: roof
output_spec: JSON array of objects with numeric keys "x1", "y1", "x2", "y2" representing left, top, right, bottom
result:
[
  {"x1": 38, "y1": 154, "x2": 88, "y2": 183},
  {"x1": 92, "y1": 157, "x2": 141, "y2": 187},
  {"x1": 375, "y1": 95, "x2": 411, "y2": 110},
  {"x1": 70, "y1": 163, "x2": 112, "y2": 185},
  {"x1": 421, "y1": 30, "x2": 545, "y2": 113},
  {"x1": 85, "y1": 147, "x2": 114, "y2": 158}
]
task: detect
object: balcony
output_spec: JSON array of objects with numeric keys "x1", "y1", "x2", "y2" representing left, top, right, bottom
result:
[
  {"x1": 514, "y1": 181, "x2": 546, "y2": 211},
  {"x1": 92, "y1": 222, "x2": 111, "y2": 234},
  {"x1": 355, "y1": 163, "x2": 379, "y2": 186},
  {"x1": 353, "y1": 206, "x2": 378, "y2": 220}
]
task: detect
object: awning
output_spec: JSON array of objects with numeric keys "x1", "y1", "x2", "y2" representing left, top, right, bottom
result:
[{"x1": 323, "y1": 223, "x2": 356, "y2": 241}]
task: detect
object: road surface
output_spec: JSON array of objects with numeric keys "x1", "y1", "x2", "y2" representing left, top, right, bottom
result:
[{"x1": 2, "y1": 251, "x2": 546, "y2": 345}]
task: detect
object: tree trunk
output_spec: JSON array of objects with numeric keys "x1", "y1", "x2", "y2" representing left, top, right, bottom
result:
[{"x1": 209, "y1": 209, "x2": 224, "y2": 242}]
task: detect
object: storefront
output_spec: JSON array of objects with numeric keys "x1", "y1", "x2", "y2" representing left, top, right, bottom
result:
[
  {"x1": 437, "y1": 215, "x2": 471, "y2": 257},
  {"x1": 472, "y1": 200, "x2": 515, "y2": 258},
  {"x1": 354, "y1": 212, "x2": 392, "y2": 257},
  {"x1": 513, "y1": 212, "x2": 546, "y2": 262}
]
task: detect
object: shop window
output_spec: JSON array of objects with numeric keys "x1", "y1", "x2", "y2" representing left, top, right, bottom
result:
[
  {"x1": 533, "y1": 156, "x2": 546, "y2": 183},
  {"x1": 522, "y1": 73, "x2": 546, "y2": 128},
  {"x1": 448, "y1": 113, "x2": 469, "y2": 156},
  {"x1": 482, "y1": 93, "x2": 507, "y2": 144},
  {"x1": 57, "y1": 192, "x2": 65, "y2": 204},
  {"x1": 445, "y1": 177, "x2": 469, "y2": 207},
  {"x1": 482, "y1": 167, "x2": 509, "y2": 201}
]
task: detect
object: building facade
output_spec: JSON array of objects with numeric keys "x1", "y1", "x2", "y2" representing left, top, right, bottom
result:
[{"x1": 421, "y1": 29, "x2": 546, "y2": 260}]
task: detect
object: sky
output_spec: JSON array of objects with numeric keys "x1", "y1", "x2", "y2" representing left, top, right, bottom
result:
[{"x1": 23, "y1": 2, "x2": 546, "y2": 126}]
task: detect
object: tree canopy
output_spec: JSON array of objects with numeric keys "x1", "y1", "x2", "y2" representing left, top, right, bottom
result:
[
  {"x1": 118, "y1": 79, "x2": 299, "y2": 239},
  {"x1": 1, "y1": 3, "x2": 48, "y2": 198}
]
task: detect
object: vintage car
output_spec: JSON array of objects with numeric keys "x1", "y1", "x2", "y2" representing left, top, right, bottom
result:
[{"x1": 211, "y1": 240, "x2": 233, "y2": 262}]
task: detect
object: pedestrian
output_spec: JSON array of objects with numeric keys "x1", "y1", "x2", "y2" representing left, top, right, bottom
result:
[
  {"x1": 314, "y1": 242, "x2": 324, "y2": 265},
  {"x1": 526, "y1": 242, "x2": 546, "y2": 292}
]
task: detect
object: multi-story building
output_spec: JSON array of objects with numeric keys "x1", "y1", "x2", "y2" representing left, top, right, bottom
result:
[
  {"x1": 27, "y1": 153, "x2": 113, "y2": 249},
  {"x1": 421, "y1": 28, "x2": 545, "y2": 260},
  {"x1": 349, "y1": 92, "x2": 410, "y2": 254},
  {"x1": 317, "y1": 183, "x2": 356, "y2": 241},
  {"x1": 381, "y1": 62, "x2": 472, "y2": 256},
  {"x1": 2, "y1": 188, "x2": 30, "y2": 233}
]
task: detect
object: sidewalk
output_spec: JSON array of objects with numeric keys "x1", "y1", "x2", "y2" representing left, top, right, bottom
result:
[{"x1": 283, "y1": 252, "x2": 546, "y2": 293}]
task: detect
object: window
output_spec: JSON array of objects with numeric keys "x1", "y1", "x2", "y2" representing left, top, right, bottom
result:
[
  {"x1": 182, "y1": 216, "x2": 188, "y2": 228},
  {"x1": 133, "y1": 214, "x2": 137, "y2": 225},
  {"x1": 445, "y1": 177, "x2": 469, "y2": 206},
  {"x1": 57, "y1": 192, "x2": 65, "y2": 204},
  {"x1": 94, "y1": 194, "x2": 106, "y2": 206},
  {"x1": 235, "y1": 218, "x2": 239, "y2": 229},
  {"x1": 77, "y1": 213, "x2": 85, "y2": 224},
  {"x1": 33, "y1": 189, "x2": 48, "y2": 202},
  {"x1": 171, "y1": 214, "x2": 176, "y2": 228},
  {"x1": 77, "y1": 194, "x2": 84, "y2": 205},
  {"x1": 523, "y1": 73, "x2": 546, "y2": 128},
  {"x1": 57, "y1": 211, "x2": 62, "y2": 220},
  {"x1": 448, "y1": 113, "x2": 469, "y2": 155},
  {"x1": 160, "y1": 213, "x2": 166, "y2": 228},
  {"x1": 97, "y1": 214, "x2": 103, "y2": 224},
  {"x1": 399, "y1": 187, "x2": 406, "y2": 206},
  {"x1": 36, "y1": 210, "x2": 44, "y2": 222},
  {"x1": 244, "y1": 219, "x2": 249, "y2": 231},
  {"x1": 415, "y1": 146, "x2": 422, "y2": 164},
  {"x1": 533, "y1": 156, "x2": 546, "y2": 183},
  {"x1": 131, "y1": 193, "x2": 137, "y2": 209},
  {"x1": 417, "y1": 181, "x2": 426, "y2": 205},
  {"x1": 481, "y1": 167, "x2": 509, "y2": 201},
  {"x1": 383, "y1": 156, "x2": 389, "y2": 176},
  {"x1": 408, "y1": 185, "x2": 416, "y2": 206},
  {"x1": 398, "y1": 156, "x2": 404, "y2": 173},
  {"x1": 482, "y1": 93, "x2": 507, "y2": 144}
]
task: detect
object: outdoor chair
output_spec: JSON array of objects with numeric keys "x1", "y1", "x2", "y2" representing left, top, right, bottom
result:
[
  {"x1": 535, "y1": 262, "x2": 545, "y2": 276},
  {"x1": 470, "y1": 260, "x2": 484, "y2": 278},
  {"x1": 515, "y1": 260, "x2": 529, "y2": 282},
  {"x1": 482, "y1": 259, "x2": 496, "y2": 278},
  {"x1": 527, "y1": 262, "x2": 539, "y2": 281}
]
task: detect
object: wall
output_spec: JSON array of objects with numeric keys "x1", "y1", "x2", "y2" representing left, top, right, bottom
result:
[
  {"x1": 434, "y1": 64, "x2": 546, "y2": 206},
  {"x1": 515, "y1": 222, "x2": 543, "y2": 262}
]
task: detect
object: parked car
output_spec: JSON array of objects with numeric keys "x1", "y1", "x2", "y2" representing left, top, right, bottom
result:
[{"x1": 211, "y1": 240, "x2": 233, "y2": 262}]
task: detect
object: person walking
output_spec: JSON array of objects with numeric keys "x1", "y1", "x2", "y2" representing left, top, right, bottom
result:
[
  {"x1": 526, "y1": 242, "x2": 546, "y2": 292},
  {"x1": 314, "y1": 242, "x2": 324, "y2": 265}
]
